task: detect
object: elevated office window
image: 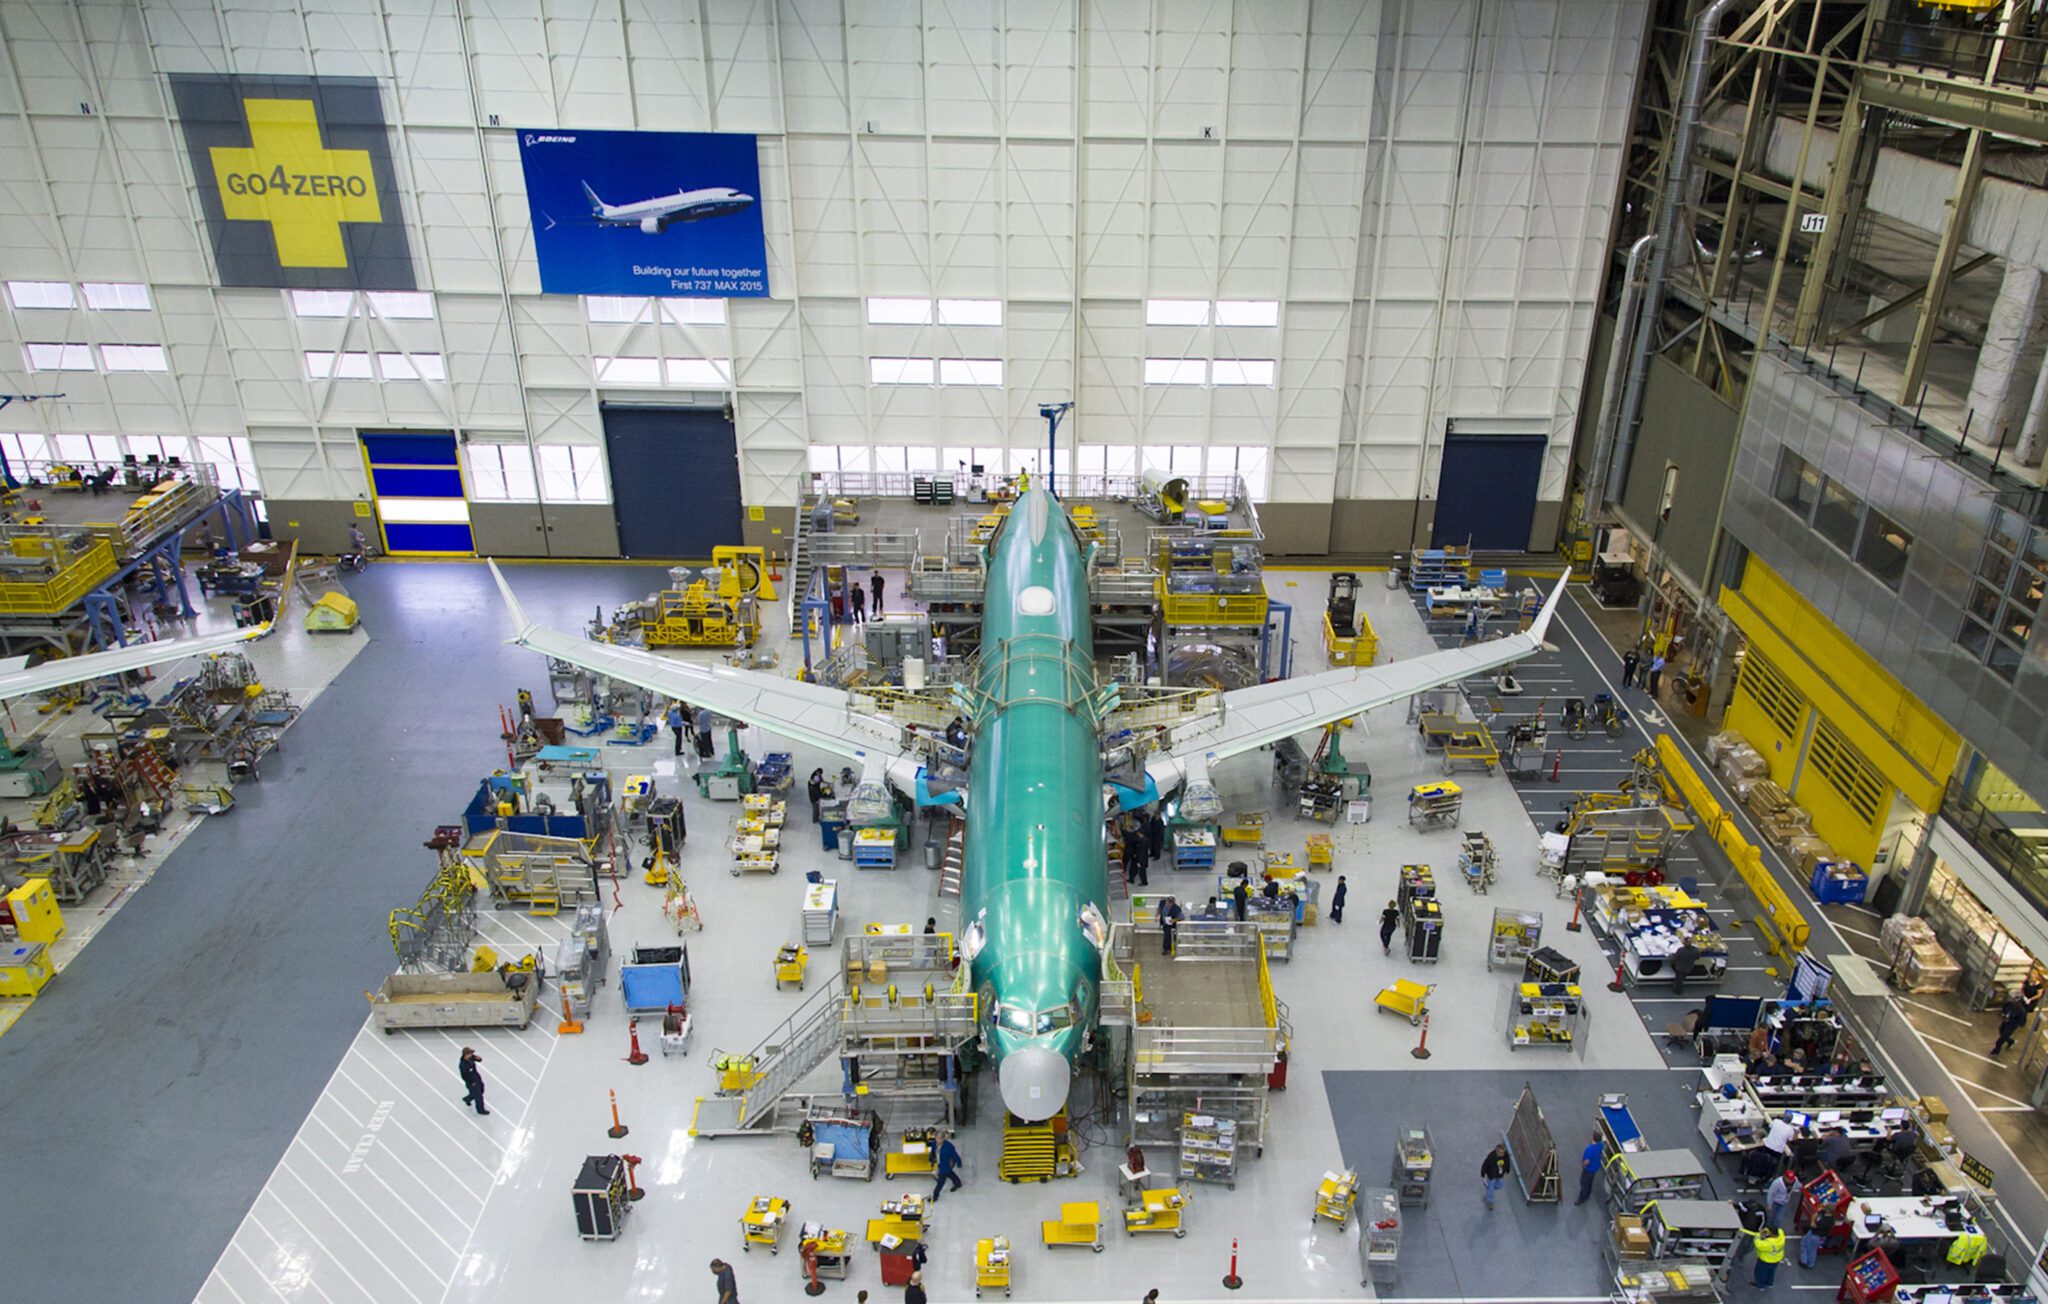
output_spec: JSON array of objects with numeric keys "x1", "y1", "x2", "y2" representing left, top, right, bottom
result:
[
  {"x1": 1855, "y1": 510, "x2": 1912, "y2": 591},
  {"x1": 1813, "y1": 478, "x2": 1862, "y2": 554},
  {"x1": 1772, "y1": 448, "x2": 1820, "y2": 519}
]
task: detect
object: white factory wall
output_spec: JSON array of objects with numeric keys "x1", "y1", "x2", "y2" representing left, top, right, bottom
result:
[{"x1": 0, "y1": 0, "x2": 1642, "y2": 542}]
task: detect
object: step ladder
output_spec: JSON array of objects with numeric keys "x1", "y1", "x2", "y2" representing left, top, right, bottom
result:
[
  {"x1": 937, "y1": 823, "x2": 965, "y2": 899},
  {"x1": 786, "y1": 501, "x2": 817, "y2": 625},
  {"x1": 1104, "y1": 850, "x2": 1129, "y2": 904}
]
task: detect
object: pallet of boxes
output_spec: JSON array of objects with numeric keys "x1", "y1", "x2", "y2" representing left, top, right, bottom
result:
[
  {"x1": 1879, "y1": 913, "x2": 1960, "y2": 995},
  {"x1": 1707, "y1": 730, "x2": 1841, "y2": 877}
]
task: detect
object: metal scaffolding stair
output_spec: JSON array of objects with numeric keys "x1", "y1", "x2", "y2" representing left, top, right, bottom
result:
[
  {"x1": 937, "y1": 823, "x2": 965, "y2": 899},
  {"x1": 691, "y1": 980, "x2": 845, "y2": 1137}
]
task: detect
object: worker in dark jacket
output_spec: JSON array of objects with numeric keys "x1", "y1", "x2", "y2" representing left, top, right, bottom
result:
[
  {"x1": 1380, "y1": 900, "x2": 1401, "y2": 955},
  {"x1": 1124, "y1": 829, "x2": 1148, "y2": 888},
  {"x1": 870, "y1": 572, "x2": 885, "y2": 616},
  {"x1": 1146, "y1": 809, "x2": 1166, "y2": 862},
  {"x1": 709, "y1": 1257, "x2": 740, "y2": 1304},
  {"x1": 931, "y1": 1132, "x2": 964, "y2": 1200},
  {"x1": 1669, "y1": 941, "x2": 1702, "y2": 996},
  {"x1": 903, "y1": 1271, "x2": 927, "y2": 1304},
  {"x1": 1992, "y1": 991, "x2": 2030, "y2": 1056},
  {"x1": 807, "y1": 768, "x2": 827, "y2": 823},
  {"x1": 1231, "y1": 879, "x2": 1249, "y2": 921},
  {"x1": 1330, "y1": 875, "x2": 1348, "y2": 924},
  {"x1": 1481, "y1": 1144, "x2": 1511, "y2": 1209},
  {"x1": 458, "y1": 1047, "x2": 488, "y2": 1115},
  {"x1": 1158, "y1": 897, "x2": 1182, "y2": 955}
]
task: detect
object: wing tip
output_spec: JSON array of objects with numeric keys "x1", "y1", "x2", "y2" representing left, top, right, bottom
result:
[
  {"x1": 1528, "y1": 568, "x2": 1570, "y2": 646},
  {"x1": 486, "y1": 558, "x2": 537, "y2": 641}
]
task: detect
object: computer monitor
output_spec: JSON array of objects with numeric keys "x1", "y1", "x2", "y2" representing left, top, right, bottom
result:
[{"x1": 1880, "y1": 1108, "x2": 1907, "y2": 1123}]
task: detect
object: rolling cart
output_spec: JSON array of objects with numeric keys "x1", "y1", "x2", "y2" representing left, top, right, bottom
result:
[
  {"x1": 1393, "y1": 1126, "x2": 1434, "y2": 1207},
  {"x1": 739, "y1": 1195, "x2": 790, "y2": 1253},
  {"x1": 774, "y1": 942, "x2": 809, "y2": 990},
  {"x1": 1407, "y1": 781, "x2": 1463, "y2": 830},
  {"x1": 1458, "y1": 831, "x2": 1498, "y2": 892},
  {"x1": 1359, "y1": 1187, "x2": 1402, "y2": 1286},
  {"x1": 1124, "y1": 1187, "x2": 1188, "y2": 1237},
  {"x1": 1375, "y1": 978, "x2": 1434, "y2": 1025},
  {"x1": 572, "y1": 1154, "x2": 630, "y2": 1241},
  {"x1": 975, "y1": 1236, "x2": 1013, "y2": 1296},
  {"x1": 1314, "y1": 1169, "x2": 1360, "y2": 1229}
]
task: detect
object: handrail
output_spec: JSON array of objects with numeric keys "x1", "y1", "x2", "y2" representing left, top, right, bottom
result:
[{"x1": 1654, "y1": 734, "x2": 1811, "y2": 955}]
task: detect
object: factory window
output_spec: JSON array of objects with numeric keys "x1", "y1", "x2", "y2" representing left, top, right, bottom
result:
[
  {"x1": 1956, "y1": 507, "x2": 2043, "y2": 682},
  {"x1": 0, "y1": 433, "x2": 51, "y2": 469},
  {"x1": 1211, "y1": 358, "x2": 1275, "y2": 386},
  {"x1": 905, "y1": 446, "x2": 941, "y2": 474},
  {"x1": 100, "y1": 344, "x2": 169, "y2": 372},
  {"x1": 376, "y1": 352, "x2": 447, "y2": 381},
  {"x1": 871, "y1": 447, "x2": 909, "y2": 475},
  {"x1": 1812, "y1": 478, "x2": 1862, "y2": 554},
  {"x1": 939, "y1": 358, "x2": 1002, "y2": 387},
  {"x1": 24, "y1": 343, "x2": 95, "y2": 371},
  {"x1": 1855, "y1": 509, "x2": 1912, "y2": 591},
  {"x1": 662, "y1": 299, "x2": 727, "y2": 325},
  {"x1": 666, "y1": 357, "x2": 734, "y2": 387},
  {"x1": 1145, "y1": 299, "x2": 1209, "y2": 326},
  {"x1": 1211, "y1": 445, "x2": 1270, "y2": 501},
  {"x1": 82, "y1": 282, "x2": 152, "y2": 311},
  {"x1": 195, "y1": 436, "x2": 260, "y2": 492},
  {"x1": 866, "y1": 298, "x2": 933, "y2": 325},
  {"x1": 536, "y1": 444, "x2": 608, "y2": 503},
  {"x1": 126, "y1": 435, "x2": 191, "y2": 464},
  {"x1": 365, "y1": 291, "x2": 433, "y2": 319},
  {"x1": 938, "y1": 299, "x2": 1002, "y2": 326},
  {"x1": 289, "y1": 290, "x2": 355, "y2": 317},
  {"x1": 305, "y1": 350, "x2": 374, "y2": 379},
  {"x1": 1214, "y1": 300, "x2": 1280, "y2": 327},
  {"x1": 1772, "y1": 448, "x2": 1820, "y2": 519},
  {"x1": 1143, "y1": 358, "x2": 1206, "y2": 386},
  {"x1": 585, "y1": 296, "x2": 648, "y2": 323},
  {"x1": 870, "y1": 357, "x2": 935, "y2": 385},
  {"x1": 7, "y1": 281, "x2": 75, "y2": 310},
  {"x1": 466, "y1": 443, "x2": 539, "y2": 502},
  {"x1": 593, "y1": 355, "x2": 661, "y2": 385}
]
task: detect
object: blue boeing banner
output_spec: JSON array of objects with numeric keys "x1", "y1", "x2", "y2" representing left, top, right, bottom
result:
[{"x1": 515, "y1": 129, "x2": 769, "y2": 297}]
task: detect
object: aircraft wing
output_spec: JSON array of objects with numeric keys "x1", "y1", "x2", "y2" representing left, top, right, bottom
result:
[
  {"x1": 1160, "y1": 574, "x2": 1568, "y2": 771},
  {"x1": 0, "y1": 625, "x2": 268, "y2": 703},
  {"x1": 490, "y1": 561, "x2": 894, "y2": 765}
]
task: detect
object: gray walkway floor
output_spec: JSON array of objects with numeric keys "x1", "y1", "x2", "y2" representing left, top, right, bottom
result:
[{"x1": 0, "y1": 562, "x2": 653, "y2": 1302}]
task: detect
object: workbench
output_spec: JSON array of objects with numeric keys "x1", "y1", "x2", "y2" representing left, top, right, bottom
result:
[{"x1": 1170, "y1": 823, "x2": 1218, "y2": 871}]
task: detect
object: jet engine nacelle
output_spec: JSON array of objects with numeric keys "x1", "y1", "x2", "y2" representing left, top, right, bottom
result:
[{"x1": 639, "y1": 216, "x2": 664, "y2": 234}]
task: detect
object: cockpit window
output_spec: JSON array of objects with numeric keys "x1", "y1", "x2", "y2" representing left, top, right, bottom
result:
[
  {"x1": 996, "y1": 1004, "x2": 1034, "y2": 1034},
  {"x1": 995, "y1": 1003, "x2": 1075, "y2": 1035},
  {"x1": 1038, "y1": 1006, "x2": 1073, "y2": 1033}
]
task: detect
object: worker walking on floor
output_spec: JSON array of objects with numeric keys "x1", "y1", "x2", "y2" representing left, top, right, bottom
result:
[
  {"x1": 1742, "y1": 1224, "x2": 1786, "y2": 1288},
  {"x1": 850, "y1": 582, "x2": 866, "y2": 623},
  {"x1": 1646, "y1": 652, "x2": 1666, "y2": 697},
  {"x1": 709, "y1": 1257, "x2": 740, "y2": 1304},
  {"x1": 457, "y1": 1047, "x2": 488, "y2": 1116},
  {"x1": 1481, "y1": 1143, "x2": 1511, "y2": 1210},
  {"x1": 871, "y1": 572, "x2": 885, "y2": 615},
  {"x1": 667, "y1": 702, "x2": 687, "y2": 756},
  {"x1": 1330, "y1": 875, "x2": 1347, "y2": 923},
  {"x1": 1379, "y1": 900, "x2": 1400, "y2": 955},
  {"x1": 1669, "y1": 941, "x2": 1701, "y2": 996},
  {"x1": 1123, "y1": 825, "x2": 1148, "y2": 888},
  {"x1": 1146, "y1": 807, "x2": 1166, "y2": 863},
  {"x1": 1576, "y1": 1132, "x2": 1603, "y2": 1205},
  {"x1": 1159, "y1": 897, "x2": 1182, "y2": 956},
  {"x1": 808, "y1": 768, "x2": 827, "y2": 823},
  {"x1": 931, "y1": 1131, "x2": 964, "y2": 1201},
  {"x1": 903, "y1": 1270, "x2": 927, "y2": 1304},
  {"x1": 1232, "y1": 878, "x2": 1249, "y2": 921},
  {"x1": 1991, "y1": 991, "x2": 2029, "y2": 1057}
]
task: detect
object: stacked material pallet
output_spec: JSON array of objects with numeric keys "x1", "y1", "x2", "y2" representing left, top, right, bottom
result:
[{"x1": 1880, "y1": 914, "x2": 1960, "y2": 994}]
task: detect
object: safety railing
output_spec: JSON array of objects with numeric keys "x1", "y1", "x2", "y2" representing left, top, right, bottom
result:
[
  {"x1": 908, "y1": 562, "x2": 986, "y2": 602},
  {"x1": 1866, "y1": 18, "x2": 2048, "y2": 95},
  {"x1": 1938, "y1": 780, "x2": 2048, "y2": 926},
  {"x1": 1654, "y1": 735, "x2": 1811, "y2": 956},
  {"x1": 967, "y1": 633, "x2": 1098, "y2": 715},
  {"x1": 1132, "y1": 1021, "x2": 1277, "y2": 1077},
  {"x1": 0, "y1": 535, "x2": 117, "y2": 616},
  {"x1": 1101, "y1": 685, "x2": 1220, "y2": 733},
  {"x1": 807, "y1": 530, "x2": 921, "y2": 570},
  {"x1": 845, "y1": 683, "x2": 958, "y2": 731},
  {"x1": 1090, "y1": 567, "x2": 1159, "y2": 607},
  {"x1": 840, "y1": 989, "x2": 980, "y2": 1046}
]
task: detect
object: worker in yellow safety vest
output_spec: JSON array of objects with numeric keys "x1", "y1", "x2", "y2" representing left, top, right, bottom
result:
[
  {"x1": 1946, "y1": 1227, "x2": 1989, "y2": 1267},
  {"x1": 1744, "y1": 1224, "x2": 1788, "y2": 1288}
]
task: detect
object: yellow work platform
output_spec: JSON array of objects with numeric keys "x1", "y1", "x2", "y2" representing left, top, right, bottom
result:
[{"x1": 1040, "y1": 1201, "x2": 1101, "y2": 1252}]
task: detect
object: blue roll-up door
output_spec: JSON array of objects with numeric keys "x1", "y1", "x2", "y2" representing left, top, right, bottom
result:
[
  {"x1": 599, "y1": 405, "x2": 743, "y2": 559},
  {"x1": 360, "y1": 430, "x2": 474, "y2": 555},
  {"x1": 1432, "y1": 433, "x2": 1546, "y2": 552}
]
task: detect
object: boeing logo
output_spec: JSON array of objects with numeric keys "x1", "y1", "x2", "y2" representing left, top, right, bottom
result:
[
  {"x1": 524, "y1": 134, "x2": 577, "y2": 146},
  {"x1": 581, "y1": 181, "x2": 756, "y2": 234}
]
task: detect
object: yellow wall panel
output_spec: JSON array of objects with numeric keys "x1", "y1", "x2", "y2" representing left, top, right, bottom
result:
[{"x1": 1719, "y1": 559, "x2": 1959, "y2": 812}]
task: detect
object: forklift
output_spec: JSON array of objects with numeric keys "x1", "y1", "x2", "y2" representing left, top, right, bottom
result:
[{"x1": 1327, "y1": 572, "x2": 1360, "y2": 637}]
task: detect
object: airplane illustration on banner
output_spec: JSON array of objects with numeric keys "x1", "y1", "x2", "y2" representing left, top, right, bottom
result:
[{"x1": 578, "y1": 181, "x2": 756, "y2": 234}]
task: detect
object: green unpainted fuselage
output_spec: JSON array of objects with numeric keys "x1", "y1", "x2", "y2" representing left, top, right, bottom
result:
[{"x1": 963, "y1": 489, "x2": 1108, "y2": 1120}]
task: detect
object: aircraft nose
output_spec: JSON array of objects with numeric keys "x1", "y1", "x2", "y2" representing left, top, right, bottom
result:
[{"x1": 998, "y1": 1045, "x2": 1071, "y2": 1121}]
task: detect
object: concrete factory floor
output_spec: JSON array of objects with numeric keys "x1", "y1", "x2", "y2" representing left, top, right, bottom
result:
[{"x1": 0, "y1": 557, "x2": 2039, "y2": 1304}]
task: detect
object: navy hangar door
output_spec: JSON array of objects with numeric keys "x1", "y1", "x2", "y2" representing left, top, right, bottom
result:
[
  {"x1": 1432, "y1": 431, "x2": 1546, "y2": 552},
  {"x1": 598, "y1": 404, "x2": 744, "y2": 560}
]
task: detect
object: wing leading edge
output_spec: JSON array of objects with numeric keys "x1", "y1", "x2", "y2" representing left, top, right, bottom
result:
[
  {"x1": 488, "y1": 560, "x2": 890, "y2": 766},
  {"x1": 1163, "y1": 572, "x2": 1569, "y2": 772},
  {"x1": 0, "y1": 624, "x2": 269, "y2": 702}
]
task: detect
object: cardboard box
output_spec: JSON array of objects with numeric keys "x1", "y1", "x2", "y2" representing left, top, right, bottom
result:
[{"x1": 1918, "y1": 1095, "x2": 1949, "y2": 1123}]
